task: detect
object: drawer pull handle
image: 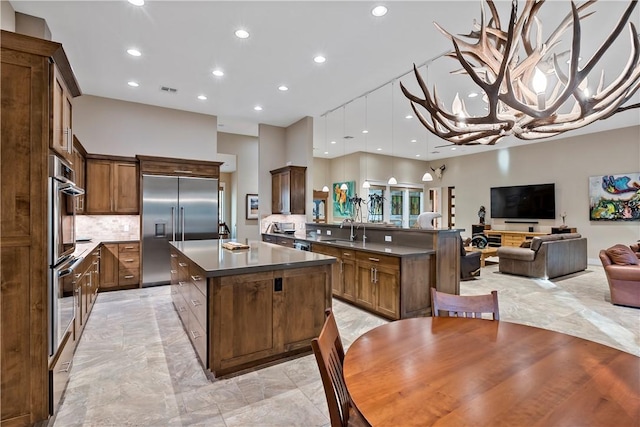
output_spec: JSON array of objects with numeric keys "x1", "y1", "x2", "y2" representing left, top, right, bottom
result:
[
  {"x1": 368, "y1": 257, "x2": 380, "y2": 262},
  {"x1": 93, "y1": 261, "x2": 99, "y2": 265},
  {"x1": 123, "y1": 246, "x2": 135, "y2": 249},
  {"x1": 59, "y1": 361, "x2": 72, "y2": 373},
  {"x1": 92, "y1": 251, "x2": 100, "y2": 256},
  {"x1": 124, "y1": 259, "x2": 135, "y2": 262},
  {"x1": 178, "y1": 262, "x2": 188, "y2": 267},
  {"x1": 170, "y1": 270, "x2": 177, "y2": 274},
  {"x1": 191, "y1": 275, "x2": 201, "y2": 281},
  {"x1": 190, "y1": 330, "x2": 201, "y2": 340},
  {"x1": 124, "y1": 275, "x2": 134, "y2": 279},
  {"x1": 74, "y1": 273, "x2": 82, "y2": 278},
  {"x1": 191, "y1": 299, "x2": 201, "y2": 307},
  {"x1": 343, "y1": 253, "x2": 351, "y2": 256},
  {"x1": 178, "y1": 281, "x2": 185, "y2": 287}
]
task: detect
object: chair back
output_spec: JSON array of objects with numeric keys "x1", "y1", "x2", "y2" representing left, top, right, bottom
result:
[
  {"x1": 311, "y1": 309, "x2": 351, "y2": 427},
  {"x1": 431, "y1": 288, "x2": 500, "y2": 320}
]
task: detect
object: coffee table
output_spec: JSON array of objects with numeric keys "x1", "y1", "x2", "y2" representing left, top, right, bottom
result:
[{"x1": 465, "y1": 246, "x2": 498, "y2": 267}]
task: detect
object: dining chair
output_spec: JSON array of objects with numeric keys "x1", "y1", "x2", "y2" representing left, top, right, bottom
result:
[
  {"x1": 311, "y1": 308, "x2": 368, "y2": 427},
  {"x1": 431, "y1": 288, "x2": 500, "y2": 320}
]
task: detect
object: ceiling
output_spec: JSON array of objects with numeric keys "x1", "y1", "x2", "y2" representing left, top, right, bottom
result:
[{"x1": 10, "y1": 1, "x2": 640, "y2": 162}]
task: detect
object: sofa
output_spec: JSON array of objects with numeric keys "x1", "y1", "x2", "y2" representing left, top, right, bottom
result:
[
  {"x1": 599, "y1": 244, "x2": 640, "y2": 308},
  {"x1": 460, "y1": 237, "x2": 481, "y2": 280},
  {"x1": 497, "y1": 233, "x2": 587, "y2": 279}
]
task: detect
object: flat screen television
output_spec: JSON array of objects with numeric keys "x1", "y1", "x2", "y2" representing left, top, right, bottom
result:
[{"x1": 490, "y1": 184, "x2": 556, "y2": 219}]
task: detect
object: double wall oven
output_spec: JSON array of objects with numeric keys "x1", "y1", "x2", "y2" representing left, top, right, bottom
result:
[{"x1": 48, "y1": 155, "x2": 84, "y2": 357}]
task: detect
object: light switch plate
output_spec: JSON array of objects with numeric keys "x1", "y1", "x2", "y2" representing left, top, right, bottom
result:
[
  {"x1": 385, "y1": 235, "x2": 392, "y2": 242},
  {"x1": 327, "y1": 230, "x2": 332, "y2": 235},
  {"x1": 317, "y1": 229, "x2": 322, "y2": 234}
]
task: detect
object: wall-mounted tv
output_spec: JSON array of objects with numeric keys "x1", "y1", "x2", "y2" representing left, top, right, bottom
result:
[{"x1": 490, "y1": 183, "x2": 556, "y2": 219}]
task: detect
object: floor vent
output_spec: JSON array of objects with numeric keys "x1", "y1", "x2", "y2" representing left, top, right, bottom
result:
[{"x1": 160, "y1": 86, "x2": 178, "y2": 93}]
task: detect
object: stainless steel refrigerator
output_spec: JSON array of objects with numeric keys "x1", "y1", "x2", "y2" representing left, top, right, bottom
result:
[{"x1": 142, "y1": 175, "x2": 219, "y2": 287}]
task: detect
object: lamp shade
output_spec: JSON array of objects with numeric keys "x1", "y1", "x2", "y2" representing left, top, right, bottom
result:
[
  {"x1": 340, "y1": 183, "x2": 348, "y2": 191},
  {"x1": 388, "y1": 176, "x2": 397, "y2": 185},
  {"x1": 422, "y1": 172, "x2": 433, "y2": 182},
  {"x1": 322, "y1": 185, "x2": 330, "y2": 192},
  {"x1": 362, "y1": 180, "x2": 371, "y2": 189}
]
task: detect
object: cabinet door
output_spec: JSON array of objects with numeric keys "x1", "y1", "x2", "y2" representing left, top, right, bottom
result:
[
  {"x1": 374, "y1": 264, "x2": 400, "y2": 320},
  {"x1": 279, "y1": 267, "x2": 328, "y2": 349},
  {"x1": 86, "y1": 160, "x2": 113, "y2": 213},
  {"x1": 312, "y1": 244, "x2": 343, "y2": 296},
  {"x1": 289, "y1": 168, "x2": 305, "y2": 214},
  {"x1": 271, "y1": 172, "x2": 282, "y2": 213},
  {"x1": 99, "y1": 244, "x2": 119, "y2": 290},
  {"x1": 52, "y1": 66, "x2": 72, "y2": 160},
  {"x1": 113, "y1": 162, "x2": 138, "y2": 213},
  {"x1": 279, "y1": 170, "x2": 291, "y2": 214},
  {"x1": 341, "y1": 252, "x2": 356, "y2": 302},
  {"x1": 355, "y1": 263, "x2": 375, "y2": 310},
  {"x1": 74, "y1": 149, "x2": 85, "y2": 213}
]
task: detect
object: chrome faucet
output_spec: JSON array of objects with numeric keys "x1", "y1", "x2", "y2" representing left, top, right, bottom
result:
[
  {"x1": 358, "y1": 221, "x2": 367, "y2": 244},
  {"x1": 340, "y1": 218, "x2": 357, "y2": 241}
]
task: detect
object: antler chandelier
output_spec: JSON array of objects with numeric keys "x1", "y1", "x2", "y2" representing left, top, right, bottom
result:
[{"x1": 400, "y1": 0, "x2": 640, "y2": 145}]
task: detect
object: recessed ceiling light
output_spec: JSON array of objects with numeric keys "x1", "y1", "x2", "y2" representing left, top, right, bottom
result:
[
  {"x1": 127, "y1": 48, "x2": 141, "y2": 57},
  {"x1": 324, "y1": 151, "x2": 329, "y2": 155},
  {"x1": 331, "y1": 140, "x2": 337, "y2": 144},
  {"x1": 376, "y1": 147, "x2": 382, "y2": 151},
  {"x1": 415, "y1": 154, "x2": 421, "y2": 157},
  {"x1": 127, "y1": 81, "x2": 139, "y2": 87},
  {"x1": 451, "y1": 147, "x2": 457, "y2": 150},
  {"x1": 254, "y1": 105, "x2": 263, "y2": 111},
  {"x1": 405, "y1": 115, "x2": 413, "y2": 119},
  {"x1": 128, "y1": 0, "x2": 144, "y2": 6},
  {"x1": 411, "y1": 139, "x2": 417, "y2": 143},
  {"x1": 197, "y1": 95, "x2": 207, "y2": 100},
  {"x1": 212, "y1": 69, "x2": 224, "y2": 77},
  {"x1": 278, "y1": 85, "x2": 289, "y2": 91},
  {"x1": 314, "y1": 55, "x2": 326, "y2": 64},
  {"x1": 235, "y1": 29, "x2": 250, "y2": 39},
  {"x1": 468, "y1": 92, "x2": 479, "y2": 98},
  {"x1": 362, "y1": 130, "x2": 368, "y2": 134},
  {"x1": 371, "y1": 5, "x2": 388, "y2": 17}
]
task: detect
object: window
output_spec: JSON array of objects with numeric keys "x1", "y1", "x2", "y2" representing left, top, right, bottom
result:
[{"x1": 367, "y1": 186, "x2": 385, "y2": 223}]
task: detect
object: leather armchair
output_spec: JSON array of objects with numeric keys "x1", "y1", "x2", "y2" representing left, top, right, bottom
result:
[
  {"x1": 599, "y1": 249, "x2": 640, "y2": 308},
  {"x1": 460, "y1": 237, "x2": 481, "y2": 280}
]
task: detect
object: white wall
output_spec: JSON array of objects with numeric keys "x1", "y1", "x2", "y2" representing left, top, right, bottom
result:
[
  {"x1": 218, "y1": 132, "x2": 259, "y2": 243},
  {"x1": 316, "y1": 126, "x2": 640, "y2": 263},
  {"x1": 73, "y1": 95, "x2": 221, "y2": 161},
  {"x1": 0, "y1": 0, "x2": 15, "y2": 31}
]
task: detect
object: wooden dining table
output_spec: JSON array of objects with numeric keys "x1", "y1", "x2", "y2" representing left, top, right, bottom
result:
[{"x1": 343, "y1": 317, "x2": 639, "y2": 426}]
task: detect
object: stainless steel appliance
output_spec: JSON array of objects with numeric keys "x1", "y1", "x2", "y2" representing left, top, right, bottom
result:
[
  {"x1": 273, "y1": 222, "x2": 295, "y2": 234},
  {"x1": 142, "y1": 175, "x2": 219, "y2": 287},
  {"x1": 48, "y1": 155, "x2": 84, "y2": 356}
]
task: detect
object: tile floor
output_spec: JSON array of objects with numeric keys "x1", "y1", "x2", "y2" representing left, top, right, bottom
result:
[{"x1": 50, "y1": 263, "x2": 639, "y2": 426}]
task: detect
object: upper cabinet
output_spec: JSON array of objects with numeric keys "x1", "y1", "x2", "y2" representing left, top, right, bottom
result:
[
  {"x1": 86, "y1": 156, "x2": 139, "y2": 214},
  {"x1": 137, "y1": 155, "x2": 221, "y2": 178},
  {"x1": 270, "y1": 166, "x2": 306, "y2": 214},
  {"x1": 72, "y1": 136, "x2": 87, "y2": 213},
  {"x1": 52, "y1": 66, "x2": 74, "y2": 161}
]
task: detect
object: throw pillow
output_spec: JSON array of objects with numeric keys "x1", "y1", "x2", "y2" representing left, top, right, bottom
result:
[
  {"x1": 606, "y1": 244, "x2": 639, "y2": 265},
  {"x1": 520, "y1": 241, "x2": 531, "y2": 248}
]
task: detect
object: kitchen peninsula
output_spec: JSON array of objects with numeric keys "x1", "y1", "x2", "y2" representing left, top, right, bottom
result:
[{"x1": 169, "y1": 240, "x2": 334, "y2": 377}]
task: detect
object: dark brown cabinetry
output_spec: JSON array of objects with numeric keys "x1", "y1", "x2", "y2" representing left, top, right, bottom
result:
[
  {"x1": 72, "y1": 136, "x2": 87, "y2": 213},
  {"x1": 1, "y1": 30, "x2": 81, "y2": 425},
  {"x1": 270, "y1": 166, "x2": 306, "y2": 214},
  {"x1": 86, "y1": 157, "x2": 139, "y2": 214},
  {"x1": 137, "y1": 155, "x2": 221, "y2": 179},
  {"x1": 551, "y1": 227, "x2": 577, "y2": 234},
  {"x1": 52, "y1": 65, "x2": 74, "y2": 162},
  {"x1": 99, "y1": 242, "x2": 140, "y2": 291}
]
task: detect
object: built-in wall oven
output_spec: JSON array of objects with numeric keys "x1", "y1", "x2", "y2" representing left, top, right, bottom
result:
[{"x1": 48, "y1": 155, "x2": 84, "y2": 357}]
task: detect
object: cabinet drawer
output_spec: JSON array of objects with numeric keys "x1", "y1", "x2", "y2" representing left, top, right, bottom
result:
[
  {"x1": 177, "y1": 278, "x2": 190, "y2": 299},
  {"x1": 173, "y1": 290, "x2": 190, "y2": 326},
  {"x1": 188, "y1": 314, "x2": 207, "y2": 365},
  {"x1": 119, "y1": 242, "x2": 139, "y2": 253},
  {"x1": 189, "y1": 264, "x2": 207, "y2": 296},
  {"x1": 189, "y1": 283, "x2": 207, "y2": 330},
  {"x1": 337, "y1": 248, "x2": 355, "y2": 260},
  {"x1": 118, "y1": 255, "x2": 139, "y2": 269},
  {"x1": 355, "y1": 251, "x2": 400, "y2": 269},
  {"x1": 119, "y1": 269, "x2": 139, "y2": 286},
  {"x1": 312, "y1": 243, "x2": 342, "y2": 258},
  {"x1": 49, "y1": 330, "x2": 74, "y2": 415}
]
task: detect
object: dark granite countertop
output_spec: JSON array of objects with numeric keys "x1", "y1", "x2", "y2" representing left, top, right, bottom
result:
[{"x1": 170, "y1": 239, "x2": 336, "y2": 278}]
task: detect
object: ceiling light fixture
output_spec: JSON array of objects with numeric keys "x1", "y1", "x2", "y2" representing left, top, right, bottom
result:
[
  {"x1": 278, "y1": 85, "x2": 289, "y2": 91},
  {"x1": 254, "y1": 105, "x2": 263, "y2": 111},
  {"x1": 371, "y1": 5, "x2": 388, "y2": 17},
  {"x1": 127, "y1": 81, "x2": 139, "y2": 87},
  {"x1": 127, "y1": 48, "x2": 141, "y2": 57},
  {"x1": 197, "y1": 95, "x2": 207, "y2": 100},
  {"x1": 314, "y1": 55, "x2": 326, "y2": 64},
  {"x1": 212, "y1": 69, "x2": 224, "y2": 77},
  {"x1": 128, "y1": 0, "x2": 144, "y2": 6},
  {"x1": 235, "y1": 29, "x2": 250, "y2": 39},
  {"x1": 401, "y1": 0, "x2": 640, "y2": 145}
]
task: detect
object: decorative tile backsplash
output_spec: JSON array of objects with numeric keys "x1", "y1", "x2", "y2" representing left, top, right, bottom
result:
[
  {"x1": 76, "y1": 215, "x2": 140, "y2": 242},
  {"x1": 260, "y1": 214, "x2": 307, "y2": 234}
]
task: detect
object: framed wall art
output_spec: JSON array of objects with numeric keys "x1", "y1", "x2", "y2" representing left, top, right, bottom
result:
[
  {"x1": 246, "y1": 194, "x2": 259, "y2": 220},
  {"x1": 589, "y1": 173, "x2": 640, "y2": 221},
  {"x1": 332, "y1": 181, "x2": 355, "y2": 218}
]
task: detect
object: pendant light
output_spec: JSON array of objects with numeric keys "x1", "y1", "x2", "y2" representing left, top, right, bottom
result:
[
  {"x1": 322, "y1": 115, "x2": 330, "y2": 192},
  {"x1": 388, "y1": 81, "x2": 397, "y2": 185},
  {"x1": 340, "y1": 105, "x2": 348, "y2": 191},
  {"x1": 421, "y1": 65, "x2": 434, "y2": 182},
  {"x1": 363, "y1": 95, "x2": 371, "y2": 189}
]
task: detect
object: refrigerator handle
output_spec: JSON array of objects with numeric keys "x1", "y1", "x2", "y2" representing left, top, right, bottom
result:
[
  {"x1": 171, "y1": 207, "x2": 176, "y2": 242},
  {"x1": 181, "y1": 207, "x2": 185, "y2": 242}
]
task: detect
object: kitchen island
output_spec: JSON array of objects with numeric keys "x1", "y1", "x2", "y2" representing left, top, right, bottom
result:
[{"x1": 169, "y1": 240, "x2": 335, "y2": 377}]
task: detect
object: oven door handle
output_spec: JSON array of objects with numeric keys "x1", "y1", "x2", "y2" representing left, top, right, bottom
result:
[
  {"x1": 57, "y1": 257, "x2": 83, "y2": 278},
  {"x1": 59, "y1": 182, "x2": 85, "y2": 196}
]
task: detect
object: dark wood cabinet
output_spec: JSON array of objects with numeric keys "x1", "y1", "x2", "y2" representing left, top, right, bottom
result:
[
  {"x1": 551, "y1": 227, "x2": 577, "y2": 234},
  {"x1": 137, "y1": 155, "x2": 221, "y2": 178},
  {"x1": 99, "y1": 243, "x2": 119, "y2": 290},
  {"x1": 270, "y1": 166, "x2": 306, "y2": 214},
  {"x1": 52, "y1": 65, "x2": 74, "y2": 162},
  {"x1": 72, "y1": 136, "x2": 87, "y2": 213},
  {"x1": 1, "y1": 29, "x2": 81, "y2": 425},
  {"x1": 99, "y1": 242, "x2": 139, "y2": 291},
  {"x1": 86, "y1": 157, "x2": 139, "y2": 214}
]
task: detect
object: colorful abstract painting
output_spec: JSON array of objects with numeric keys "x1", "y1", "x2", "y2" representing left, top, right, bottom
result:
[
  {"x1": 333, "y1": 181, "x2": 354, "y2": 218},
  {"x1": 589, "y1": 173, "x2": 640, "y2": 221}
]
